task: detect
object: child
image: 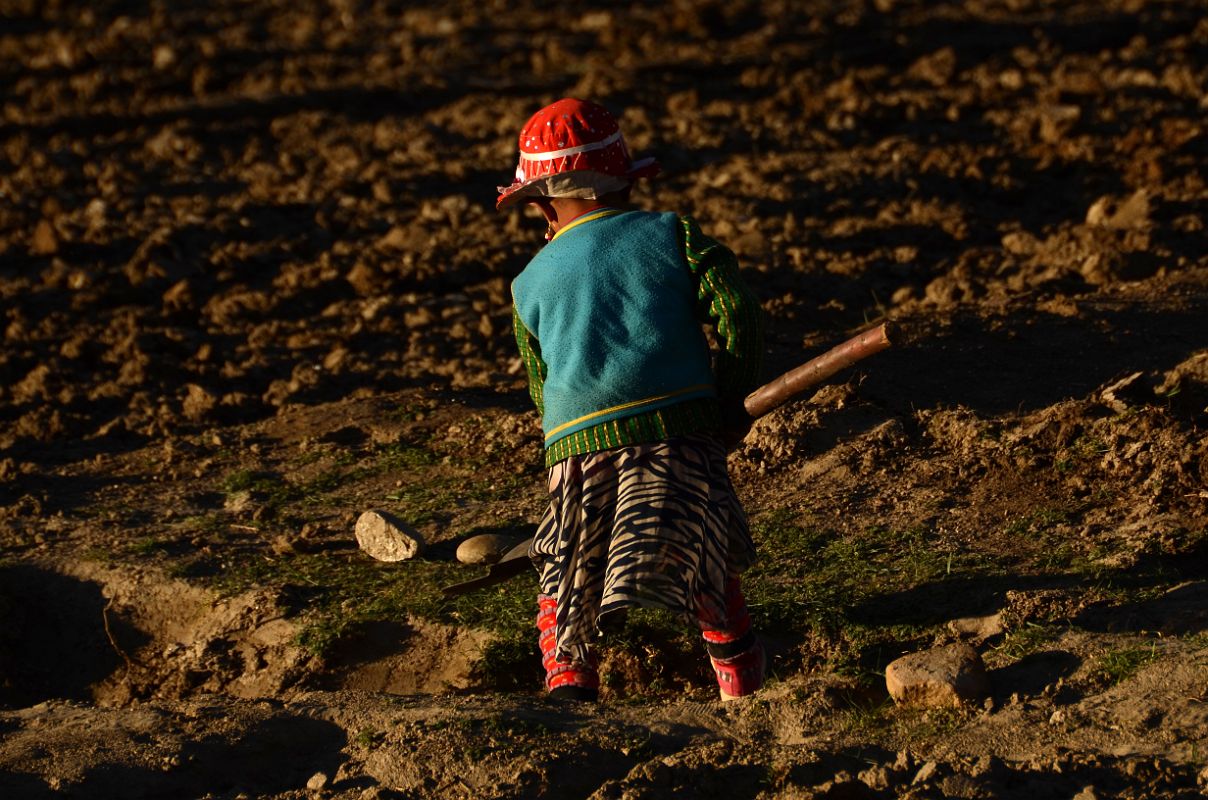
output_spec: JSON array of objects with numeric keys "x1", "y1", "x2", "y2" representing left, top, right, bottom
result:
[{"x1": 497, "y1": 98, "x2": 766, "y2": 702}]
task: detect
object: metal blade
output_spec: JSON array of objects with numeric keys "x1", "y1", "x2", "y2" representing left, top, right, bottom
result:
[{"x1": 440, "y1": 539, "x2": 533, "y2": 597}]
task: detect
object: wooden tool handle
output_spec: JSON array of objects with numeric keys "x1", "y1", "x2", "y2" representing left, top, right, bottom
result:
[{"x1": 743, "y1": 322, "x2": 895, "y2": 419}]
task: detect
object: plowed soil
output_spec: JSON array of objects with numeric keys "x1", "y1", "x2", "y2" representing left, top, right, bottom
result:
[{"x1": 2, "y1": 1, "x2": 1207, "y2": 798}]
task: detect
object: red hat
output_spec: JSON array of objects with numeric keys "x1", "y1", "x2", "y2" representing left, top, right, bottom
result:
[{"x1": 496, "y1": 98, "x2": 659, "y2": 210}]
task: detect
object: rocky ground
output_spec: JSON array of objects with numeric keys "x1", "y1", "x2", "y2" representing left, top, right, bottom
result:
[{"x1": 2, "y1": 0, "x2": 1207, "y2": 797}]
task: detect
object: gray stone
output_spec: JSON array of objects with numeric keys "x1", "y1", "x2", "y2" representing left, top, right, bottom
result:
[
  {"x1": 885, "y1": 643, "x2": 990, "y2": 707},
  {"x1": 455, "y1": 533, "x2": 517, "y2": 565},
  {"x1": 355, "y1": 510, "x2": 425, "y2": 561}
]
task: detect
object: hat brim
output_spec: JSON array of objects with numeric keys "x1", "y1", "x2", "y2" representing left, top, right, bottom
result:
[{"x1": 496, "y1": 159, "x2": 661, "y2": 210}]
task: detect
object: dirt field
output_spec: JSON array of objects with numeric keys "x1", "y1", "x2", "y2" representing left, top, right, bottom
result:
[{"x1": 2, "y1": 0, "x2": 1207, "y2": 797}]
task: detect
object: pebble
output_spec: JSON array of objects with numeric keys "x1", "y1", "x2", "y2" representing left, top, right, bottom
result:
[
  {"x1": 455, "y1": 533, "x2": 517, "y2": 565},
  {"x1": 355, "y1": 510, "x2": 425, "y2": 561},
  {"x1": 152, "y1": 44, "x2": 176, "y2": 70},
  {"x1": 306, "y1": 771, "x2": 329, "y2": 791},
  {"x1": 885, "y1": 644, "x2": 990, "y2": 707}
]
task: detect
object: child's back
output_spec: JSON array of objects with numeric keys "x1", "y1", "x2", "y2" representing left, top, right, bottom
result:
[{"x1": 498, "y1": 98, "x2": 766, "y2": 702}]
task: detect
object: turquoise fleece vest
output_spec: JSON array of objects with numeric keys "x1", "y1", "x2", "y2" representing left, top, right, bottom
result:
[{"x1": 512, "y1": 210, "x2": 717, "y2": 447}]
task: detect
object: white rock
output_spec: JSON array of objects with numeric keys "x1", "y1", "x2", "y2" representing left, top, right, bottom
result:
[
  {"x1": 306, "y1": 771, "x2": 329, "y2": 791},
  {"x1": 354, "y1": 510, "x2": 424, "y2": 561},
  {"x1": 885, "y1": 643, "x2": 990, "y2": 707},
  {"x1": 455, "y1": 534, "x2": 517, "y2": 565}
]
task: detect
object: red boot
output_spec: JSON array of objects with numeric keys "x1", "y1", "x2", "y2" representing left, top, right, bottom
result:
[
  {"x1": 699, "y1": 578, "x2": 765, "y2": 701},
  {"x1": 537, "y1": 594, "x2": 599, "y2": 701},
  {"x1": 710, "y1": 642, "x2": 766, "y2": 701}
]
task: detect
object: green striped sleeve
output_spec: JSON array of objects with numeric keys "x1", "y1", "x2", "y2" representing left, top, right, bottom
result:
[
  {"x1": 680, "y1": 216, "x2": 765, "y2": 400},
  {"x1": 512, "y1": 307, "x2": 546, "y2": 416}
]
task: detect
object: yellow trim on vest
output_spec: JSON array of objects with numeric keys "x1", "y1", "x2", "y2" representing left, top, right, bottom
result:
[
  {"x1": 543, "y1": 384, "x2": 715, "y2": 442},
  {"x1": 551, "y1": 208, "x2": 622, "y2": 241}
]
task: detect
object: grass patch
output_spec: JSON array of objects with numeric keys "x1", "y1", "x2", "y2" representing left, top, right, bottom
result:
[
  {"x1": 208, "y1": 549, "x2": 538, "y2": 660},
  {"x1": 1184, "y1": 632, "x2": 1208, "y2": 650},
  {"x1": 460, "y1": 713, "x2": 562, "y2": 760},
  {"x1": 1092, "y1": 642, "x2": 1161, "y2": 685},
  {"x1": 1002, "y1": 505, "x2": 1104, "y2": 573},
  {"x1": 80, "y1": 545, "x2": 116, "y2": 562},
  {"x1": 352, "y1": 728, "x2": 385, "y2": 750},
  {"x1": 990, "y1": 622, "x2": 1060, "y2": 662},
  {"x1": 221, "y1": 469, "x2": 285, "y2": 495},
  {"x1": 375, "y1": 442, "x2": 438, "y2": 470},
  {"x1": 127, "y1": 536, "x2": 169, "y2": 556},
  {"x1": 182, "y1": 512, "x2": 226, "y2": 533},
  {"x1": 1004, "y1": 506, "x2": 1071, "y2": 538},
  {"x1": 892, "y1": 705, "x2": 969, "y2": 746},
  {"x1": 1054, "y1": 434, "x2": 1108, "y2": 473},
  {"x1": 383, "y1": 473, "x2": 528, "y2": 526},
  {"x1": 220, "y1": 462, "x2": 377, "y2": 511},
  {"x1": 840, "y1": 694, "x2": 893, "y2": 737},
  {"x1": 741, "y1": 509, "x2": 972, "y2": 673}
]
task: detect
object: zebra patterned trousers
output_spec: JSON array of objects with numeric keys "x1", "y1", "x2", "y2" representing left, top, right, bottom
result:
[{"x1": 531, "y1": 434, "x2": 757, "y2": 669}]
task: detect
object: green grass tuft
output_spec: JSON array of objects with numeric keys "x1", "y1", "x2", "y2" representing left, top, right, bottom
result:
[
  {"x1": 1092, "y1": 642, "x2": 1161, "y2": 685},
  {"x1": 990, "y1": 622, "x2": 1059, "y2": 662}
]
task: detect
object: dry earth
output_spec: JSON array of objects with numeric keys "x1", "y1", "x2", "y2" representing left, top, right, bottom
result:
[{"x1": 2, "y1": 0, "x2": 1207, "y2": 798}]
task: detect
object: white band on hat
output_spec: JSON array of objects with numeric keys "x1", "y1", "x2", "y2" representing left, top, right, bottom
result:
[{"x1": 518, "y1": 130, "x2": 623, "y2": 162}]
